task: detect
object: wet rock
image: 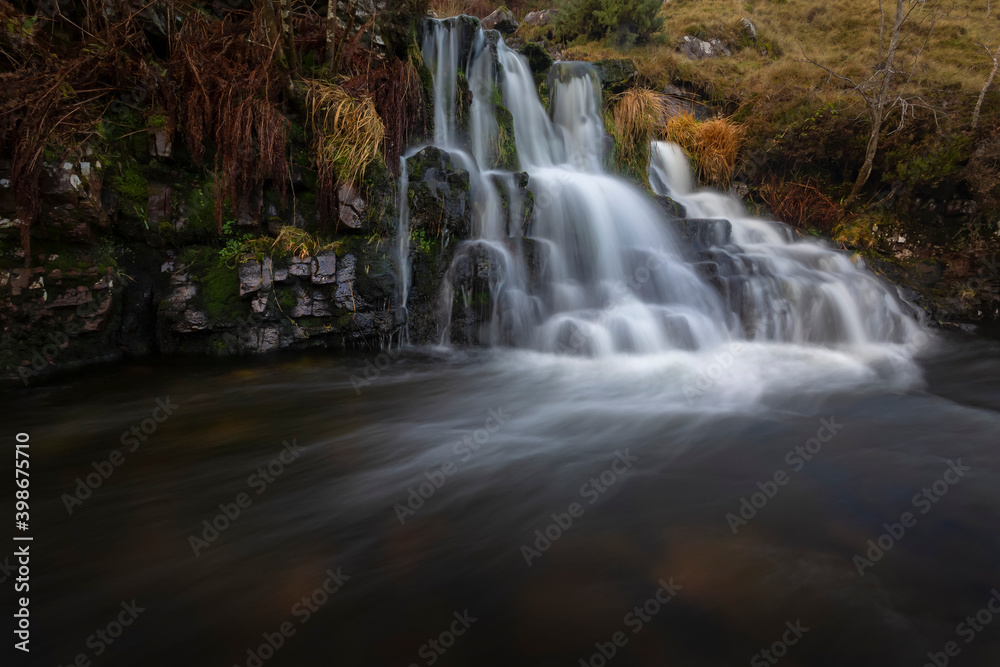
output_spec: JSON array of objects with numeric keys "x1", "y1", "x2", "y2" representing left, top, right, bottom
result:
[
  {"x1": 406, "y1": 146, "x2": 473, "y2": 239},
  {"x1": 238, "y1": 260, "x2": 263, "y2": 296},
  {"x1": 655, "y1": 195, "x2": 687, "y2": 219},
  {"x1": 482, "y1": 8, "x2": 519, "y2": 33},
  {"x1": 672, "y1": 218, "x2": 733, "y2": 251},
  {"x1": 289, "y1": 255, "x2": 314, "y2": 277},
  {"x1": 311, "y1": 290, "x2": 331, "y2": 316},
  {"x1": 679, "y1": 36, "x2": 732, "y2": 60},
  {"x1": 311, "y1": 251, "x2": 337, "y2": 285},
  {"x1": 524, "y1": 9, "x2": 558, "y2": 26},
  {"x1": 291, "y1": 283, "x2": 312, "y2": 318},
  {"x1": 335, "y1": 254, "x2": 357, "y2": 310},
  {"x1": 520, "y1": 42, "x2": 554, "y2": 80}
]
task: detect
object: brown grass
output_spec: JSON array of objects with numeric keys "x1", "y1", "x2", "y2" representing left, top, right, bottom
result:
[
  {"x1": 304, "y1": 79, "x2": 385, "y2": 221},
  {"x1": 761, "y1": 179, "x2": 847, "y2": 232},
  {"x1": 694, "y1": 118, "x2": 744, "y2": 187},
  {"x1": 610, "y1": 88, "x2": 670, "y2": 174}
]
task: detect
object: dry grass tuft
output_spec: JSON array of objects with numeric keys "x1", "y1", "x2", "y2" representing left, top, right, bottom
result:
[
  {"x1": 694, "y1": 117, "x2": 743, "y2": 187},
  {"x1": 305, "y1": 79, "x2": 385, "y2": 219},
  {"x1": 661, "y1": 111, "x2": 699, "y2": 152},
  {"x1": 609, "y1": 88, "x2": 669, "y2": 177},
  {"x1": 273, "y1": 226, "x2": 342, "y2": 259}
]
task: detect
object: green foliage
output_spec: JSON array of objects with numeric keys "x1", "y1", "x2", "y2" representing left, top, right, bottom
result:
[
  {"x1": 555, "y1": 0, "x2": 665, "y2": 46},
  {"x1": 410, "y1": 228, "x2": 434, "y2": 254},
  {"x1": 886, "y1": 134, "x2": 972, "y2": 188},
  {"x1": 110, "y1": 167, "x2": 149, "y2": 226}
]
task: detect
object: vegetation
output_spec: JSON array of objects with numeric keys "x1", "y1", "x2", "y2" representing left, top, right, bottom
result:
[{"x1": 555, "y1": 0, "x2": 664, "y2": 46}]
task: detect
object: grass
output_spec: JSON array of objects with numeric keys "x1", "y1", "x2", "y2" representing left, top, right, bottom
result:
[
  {"x1": 609, "y1": 88, "x2": 670, "y2": 176},
  {"x1": 305, "y1": 80, "x2": 385, "y2": 194}
]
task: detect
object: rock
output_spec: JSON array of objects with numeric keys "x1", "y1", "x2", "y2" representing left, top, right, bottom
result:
[
  {"x1": 740, "y1": 17, "x2": 757, "y2": 40},
  {"x1": 49, "y1": 287, "x2": 93, "y2": 308},
  {"x1": 311, "y1": 252, "x2": 338, "y2": 285},
  {"x1": 238, "y1": 260, "x2": 263, "y2": 296},
  {"x1": 338, "y1": 184, "x2": 366, "y2": 229},
  {"x1": 679, "y1": 36, "x2": 732, "y2": 60},
  {"x1": 335, "y1": 254, "x2": 357, "y2": 310},
  {"x1": 482, "y1": 8, "x2": 518, "y2": 33},
  {"x1": 273, "y1": 268, "x2": 289, "y2": 282},
  {"x1": 523, "y1": 9, "x2": 558, "y2": 26},
  {"x1": 291, "y1": 283, "x2": 312, "y2": 318},
  {"x1": 655, "y1": 195, "x2": 687, "y2": 219},
  {"x1": 406, "y1": 146, "x2": 473, "y2": 239},
  {"x1": 519, "y1": 42, "x2": 553, "y2": 79},
  {"x1": 149, "y1": 128, "x2": 172, "y2": 157},
  {"x1": 289, "y1": 255, "x2": 314, "y2": 277},
  {"x1": 148, "y1": 183, "x2": 173, "y2": 227},
  {"x1": 592, "y1": 59, "x2": 639, "y2": 93},
  {"x1": 178, "y1": 309, "x2": 208, "y2": 332},
  {"x1": 311, "y1": 290, "x2": 331, "y2": 316}
]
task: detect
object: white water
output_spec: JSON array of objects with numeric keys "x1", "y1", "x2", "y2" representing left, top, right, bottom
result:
[{"x1": 400, "y1": 18, "x2": 925, "y2": 371}]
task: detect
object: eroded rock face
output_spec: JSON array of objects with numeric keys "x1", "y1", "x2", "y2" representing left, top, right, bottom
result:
[{"x1": 482, "y1": 8, "x2": 519, "y2": 34}]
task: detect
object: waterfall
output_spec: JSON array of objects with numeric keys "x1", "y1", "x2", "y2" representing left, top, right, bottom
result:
[
  {"x1": 398, "y1": 17, "x2": 922, "y2": 356},
  {"x1": 648, "y1": 142, "x2": 921, "y2": 345}
]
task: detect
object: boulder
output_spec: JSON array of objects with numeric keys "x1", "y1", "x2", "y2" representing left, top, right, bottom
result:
[
  {"x1": 679, "y1": 36, "x2": 732, "y2": 60},
  {"x1": 740, "y1": 17, "x2": 757, "y2": 41},
  {"x1": 482, "y1": 8, "x2": 519, "y2": 33},
  {"x1": 523, "y1": 9, "x2": 558, "y2": 26},
  {"x1": 592, "y1": 59, "x2": 639, "y2": 93}
]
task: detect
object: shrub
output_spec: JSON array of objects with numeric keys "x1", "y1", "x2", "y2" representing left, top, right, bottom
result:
[{"x1": 555, "y1": 0, "x2": 665, "y2": 46}]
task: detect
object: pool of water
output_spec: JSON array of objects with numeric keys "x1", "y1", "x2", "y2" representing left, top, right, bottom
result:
[{"x1": 4, "y1": 333, "x2": 1000, "y2": 667}]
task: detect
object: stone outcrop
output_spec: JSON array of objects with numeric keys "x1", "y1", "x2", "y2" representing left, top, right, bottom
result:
[
  {"x1": 523, "y1": 9, "x2": 558, "y2": 27},
  {"x1": 482, "y1": 8, "x2": 518, "y2": 34},
  {"x1": 679, "y1": 36, "x2": 732, "y2": 60}
]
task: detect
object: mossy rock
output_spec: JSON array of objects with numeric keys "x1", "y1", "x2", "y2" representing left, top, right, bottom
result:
[{"x1": 592, "y1": 59, "x2": 639, "y2": 94}]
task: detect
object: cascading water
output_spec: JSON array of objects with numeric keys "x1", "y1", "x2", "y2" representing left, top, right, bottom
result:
[
  {"x1": 648, "y1": 142, "x2": 921, "y2": 345},
  {"x1": 399, "y1": 17, "x2": 923, "y2": 359}
]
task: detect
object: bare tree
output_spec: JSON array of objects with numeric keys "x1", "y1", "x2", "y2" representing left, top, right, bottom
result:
[
  {"x1": 807, "y1": 0, "x2": 940, "y2": 204},
  {"x1": 972, "y1": 43, "x2": 1000, "y2": 130}
]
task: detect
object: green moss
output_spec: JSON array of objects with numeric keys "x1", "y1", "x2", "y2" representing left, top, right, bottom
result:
[
  {"x1": 180, "y1": 247, "x2": 245, "y2": 323},
  {"x1": 110, "y1": 166, "x2": 149, "y2": 224}
]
